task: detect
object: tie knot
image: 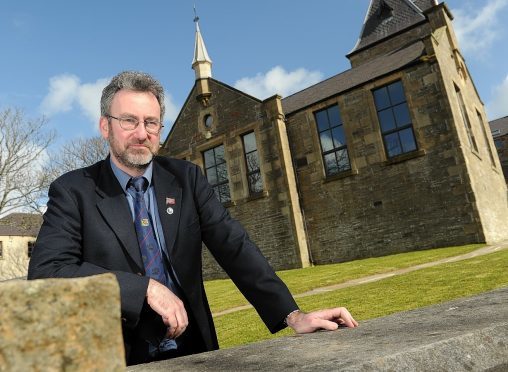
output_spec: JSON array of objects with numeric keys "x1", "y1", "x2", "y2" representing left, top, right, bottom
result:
[{"x1": 130, "y1": 177, "x2": 148, "y2": 193}]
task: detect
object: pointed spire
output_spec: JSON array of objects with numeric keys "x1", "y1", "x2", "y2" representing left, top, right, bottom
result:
[{"x1": 192, "y1": 6, "x2": 212, "y2": 80}]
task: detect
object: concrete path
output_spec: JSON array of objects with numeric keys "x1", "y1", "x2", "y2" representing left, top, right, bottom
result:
[{"x1": 212, "y1": 241, "x2": 508, "y2": 317}]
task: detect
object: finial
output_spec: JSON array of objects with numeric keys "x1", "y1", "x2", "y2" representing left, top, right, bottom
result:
[{"x1": 193, "y1": 4, "x2": 199, "y2": 23}]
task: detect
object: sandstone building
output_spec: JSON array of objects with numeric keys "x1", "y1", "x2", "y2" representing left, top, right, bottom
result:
[
  {"x1": 162, "y1": 0, "x2": 508, "y2": 278},
  {"x1": 490, "y1": 116, "x2": 508, "y2": 182},
  {"x1": 0, "y1": 213, "x2": 42, "y2": 280}
]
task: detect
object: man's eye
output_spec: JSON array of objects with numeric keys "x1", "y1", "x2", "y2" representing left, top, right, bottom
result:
[
  {"x1": 122, "y1": 118, "x2": 138, "y2": 124},
  {"x1": 145, "y1": 121, "x2": 159, "y2": 126}
]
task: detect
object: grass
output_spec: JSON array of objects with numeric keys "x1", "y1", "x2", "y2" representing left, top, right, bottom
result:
[
  {"x1": 208, "y1": 246, "x2": 508, "y2": 349},
  {"x1": 204, "y1": 244, "x2": 483, "y2": 313}
]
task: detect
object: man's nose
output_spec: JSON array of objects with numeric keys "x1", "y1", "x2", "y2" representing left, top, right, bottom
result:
[{"x1": 133, "y1": 121, "x2": 149, "y2": 139}]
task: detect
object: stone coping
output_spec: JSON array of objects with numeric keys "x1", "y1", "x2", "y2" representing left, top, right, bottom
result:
[{"x1": 128, "y1": 287, "x2": 508, "y2": 371}]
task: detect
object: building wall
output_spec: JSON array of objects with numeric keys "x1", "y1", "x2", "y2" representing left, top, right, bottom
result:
[
  {"x1": 493, "y1": 133, "x2": 508, "y2": 182},
  {"x1": 0, "y1": 236, "x2": 34, "y2": 280},
  {"x1": 426, "y1": 6, "x2": 508, "y2": 243},
  {"x1": 164, "y1": 81, "x2": 305, "y2": 278}
]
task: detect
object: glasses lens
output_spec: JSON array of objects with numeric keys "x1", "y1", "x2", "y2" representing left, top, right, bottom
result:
[
  {"x1": 120, "y1": 118, "x2": 138, "y2": 130},
  {"x1": 145, "y1": 121, "x2": 161, "y2": 134}
]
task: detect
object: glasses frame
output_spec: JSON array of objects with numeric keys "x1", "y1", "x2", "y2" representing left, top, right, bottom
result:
[{"x1": 106, "y1": 114, "x2": 164, "y2": 135}]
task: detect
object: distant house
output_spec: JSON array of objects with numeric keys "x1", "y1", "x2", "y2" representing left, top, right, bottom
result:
[
  {"x1": 490, "y1": 116, "x2": 508, "y2": 182},
  {"x1": 163, "y1": 0, "x2": 508, "y2": 279},
  {"x1": 0, "y1": 213, "x2": 42, "y2": 280}
]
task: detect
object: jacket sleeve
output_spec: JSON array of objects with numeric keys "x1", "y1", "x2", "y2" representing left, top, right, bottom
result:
[
  {"x1": 27, "y1": 178, "x2": 149, "y2": 328},
  {"x1": 190, "y1": 164, "x2": 299, "y2": 333}
]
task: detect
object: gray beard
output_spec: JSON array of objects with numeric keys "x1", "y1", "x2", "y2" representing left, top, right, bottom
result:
[{"x1": 112, "y1": 147, "x2": 154, "y2": 171}]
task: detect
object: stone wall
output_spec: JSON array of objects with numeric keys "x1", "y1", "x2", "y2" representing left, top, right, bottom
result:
[
  {"x1": 0, "y1": 274, "x2": 125, "y2": 371},
  {"x1": 127, "y1": 287, "x2": 508, "y2": 371}
]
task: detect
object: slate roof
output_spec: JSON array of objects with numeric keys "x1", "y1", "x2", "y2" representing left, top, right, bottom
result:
[
  {"x1": 490, "y1": 116, "x2": 508, "y2": 137},
  {"x1": 0, "y1": 213, "x2": 43, "y2": 237},
  {"x1": 282, "y1": 41, "x2": 425, "y2": 115},
  {"x1": 349, "y1": 0, "x2": 427, "y2": 55}
]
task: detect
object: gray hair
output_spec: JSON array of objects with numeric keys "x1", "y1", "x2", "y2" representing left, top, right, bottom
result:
[{"x1": 100, "y1": 71, "x2": 165, "y2": 121}]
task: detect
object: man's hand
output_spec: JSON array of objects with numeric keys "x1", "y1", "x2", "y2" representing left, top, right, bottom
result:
[
  {"x1": 286, "y1": 307, "x2": 358, "y2": 334},
  {"x1": 146, "y1": 278, "x2": 188, "y2": 339}
]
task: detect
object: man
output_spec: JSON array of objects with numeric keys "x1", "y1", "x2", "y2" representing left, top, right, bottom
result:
[{"x1": 28, "y1": 71, "x2": 357, "y2": 365}]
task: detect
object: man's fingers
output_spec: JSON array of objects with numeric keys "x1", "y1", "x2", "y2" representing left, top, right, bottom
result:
[{"x1": 319, "y1": 307, "x2": 358, "y2": 328}]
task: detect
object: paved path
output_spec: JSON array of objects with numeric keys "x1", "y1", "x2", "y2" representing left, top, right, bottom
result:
[{"x1": 212, "y1": 241, "x2": 508, "y2": 317}]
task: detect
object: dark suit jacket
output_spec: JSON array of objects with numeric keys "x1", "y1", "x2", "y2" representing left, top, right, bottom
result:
[{"x1": 28, "y1": 156, "x2": 297, "y2": 363}]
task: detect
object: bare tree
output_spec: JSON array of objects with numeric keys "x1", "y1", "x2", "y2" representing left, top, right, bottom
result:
[
  {"x1": 0, "y1": 108, "x2": 56, "y2": 216},
  {"x1": 46, "y1": 136, "x2": 109, "y2": 180}
]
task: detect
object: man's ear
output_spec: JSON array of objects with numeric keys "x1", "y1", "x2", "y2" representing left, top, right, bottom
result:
[{"x1": 99, "y1": 116, "x2": 109, "y2": 139}]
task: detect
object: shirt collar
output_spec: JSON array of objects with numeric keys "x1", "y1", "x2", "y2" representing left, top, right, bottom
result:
[{"x1": 109, "y1": 158, "x2": 153, "y2": 192}]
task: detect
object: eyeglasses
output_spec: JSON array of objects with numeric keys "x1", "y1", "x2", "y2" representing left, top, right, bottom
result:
[{"x1": 106, "y1": 114, "x2": 164, "y2": 135}]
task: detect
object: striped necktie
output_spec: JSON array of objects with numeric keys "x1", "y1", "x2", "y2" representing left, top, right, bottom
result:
[{"x1": 128, "y1": 176, "x2": 167, "y2": 285}]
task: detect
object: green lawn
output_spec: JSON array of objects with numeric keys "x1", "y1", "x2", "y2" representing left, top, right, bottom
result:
[
  {"x1": 207, "y1": 246, "x2": 507, "y2": 349},
  {"x1": 205, "y1": 244, "x2": 483, "y2": 313}
]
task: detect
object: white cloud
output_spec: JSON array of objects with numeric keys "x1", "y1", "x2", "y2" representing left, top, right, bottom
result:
[
  {"x1": 41, "y1": 74, "x2": 181, "y2": 131},
  {"x1": 77, "y1": 78, "x2": 110, "y2": 124},
  {"x1": 163, "y1": 93, "x2": 180, "y2": 124},
  {"x1": 486, "y1": 74, "x2": 508, "y2": 120},
  {"x1": 40, "y1": 74, "x2": 108, "y2": 129},
  {"x1": 234, "y1": 65, "x2": 323, "y2": 99},
  {"x1": 40, "y1": 74, "x2": 80, "y2": 115},
  {"x1": 453, "y1": 0, "x2": 508, "y2": 54}
]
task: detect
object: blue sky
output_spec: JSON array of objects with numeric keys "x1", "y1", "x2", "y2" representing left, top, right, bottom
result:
[{"x1": 1, "y1": 0, "x2": 508, "y2": 148}]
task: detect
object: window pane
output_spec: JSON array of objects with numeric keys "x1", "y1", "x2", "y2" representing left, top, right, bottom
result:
[
  {"x1": 249, "y1": 172, "x2": 263, "y2": 193},
  {"x1": 204, "y1": 149, "x2": 215, "y2": 168},
  {"x1": 327, "y1": 105, "x2": 342, "y2": 126},
  {"x1": 320, "y1": 130, "x2": 334, "y2": 152},
  {"x1": 206, "y1": 168, "x2": 218, "y2": 185},
  {"x1": 243, "y1": 132, "x2": 257, "y2": 153},
  {"x1": 373, "y1": 87, "x2": 390, "y2": 110},
  {"x1": 378, "y1": 109, "x2": 396, "y2": 132},
  {"x1": 315, "y1": 110, "x2": 329, "y2": 132},
  {"x1": 393, "y1": 103, "x2": 411, "y2": 128},
  {"x1": 388, "y1": 81, "x2": 405, "y2": 105},
  {"x1": 246, "y1": 152, "x2": 259, "y2": 173},
  {"x1": 336, "y1": 149, "x2": 351, "y2": 171},
  {"x1": 324, "y1": 152, "x2": 339, "y2": 175},
  {"x1": 218, "y1": 184, "x2": 231, "y2": 203},
  {"x1": 214, "y1": 145, "x2": 225, "y2": 164},
  {"x1": 216, "y1": 163, "x2": 229, "y2": 182},
  {"x1": 331, "y1": 126, "x2": 346, "y2": 148},
  {"x1": 399, "y1": 128, "x2": 417, "y2": 153},
  {"x1": 384, "y1": 132, "x2": 402, "y2": 158}
]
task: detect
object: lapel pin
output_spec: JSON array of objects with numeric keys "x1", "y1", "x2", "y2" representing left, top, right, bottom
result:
[
  {"x1": 166, "y1": 207, "x2": 174, "y2": 215},
  {"x1": 166, "y1": 197, "x2": 176, "y2": 205}
]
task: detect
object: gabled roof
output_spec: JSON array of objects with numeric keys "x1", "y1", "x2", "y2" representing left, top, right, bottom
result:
[
  {"x1": 282, "y1": 41, "x2": 425, "y2": 115},
  {"x1": 490, "y1": 116, "x2": 508, "y2": 137},
  {"x1": 349, "y1": 0, "x2": 427, "y2": 56},
  {"x1": 0, "y1": 213, "x2": 42, "y2": 237}
]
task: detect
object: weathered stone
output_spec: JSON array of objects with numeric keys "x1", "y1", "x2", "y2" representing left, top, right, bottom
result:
[
  {"x1": 0, "y1": 274, "x2": 125, "y2": 371},
  {"x1": 127, "y1": 287, "x2": 508, "y2": 372}
]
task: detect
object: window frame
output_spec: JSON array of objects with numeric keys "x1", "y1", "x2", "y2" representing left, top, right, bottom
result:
[
  {"x1": 455, "y1": 84, "x2": 479, "y2": 153},
  {"x1": 314, "y1": 104, "x2": 352, "y2": 177},
  {"x1": 27, "y1": 241, "x2": 35, "y2": 258},
  {"x1": 202, "y1": 144, "x2": 232, "y2": 204},
  {"x1": 373, "y1": 80, "x2": 418, "y2": 159},
  {"x1": 241, "y1": 131, "x2": 263, "y2": 195}
]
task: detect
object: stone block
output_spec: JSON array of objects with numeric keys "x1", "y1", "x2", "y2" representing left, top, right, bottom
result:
[
  {"x1": 0, "y1": 274, "x2": 125, "y2": 371},
  {"x1": 128, "y1": 287, "x2": 508, "y2": 371}
]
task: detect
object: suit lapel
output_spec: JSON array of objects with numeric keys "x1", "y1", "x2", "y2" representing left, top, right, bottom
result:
[
  {"x1": 95, "y1": 159, "x2": 144, "y2": 272},
  {"x1": 153, "y1": 161, "x2": 182, "y2": 261}
]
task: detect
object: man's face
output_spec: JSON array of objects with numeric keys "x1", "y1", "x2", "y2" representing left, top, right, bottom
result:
[{"x1": 100, "y1": 89, "x2": 161, "y2": 175}]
